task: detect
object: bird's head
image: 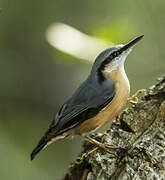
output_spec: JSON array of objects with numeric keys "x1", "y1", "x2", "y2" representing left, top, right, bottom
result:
[{"x1": 92, "y1": 35, "x2": 144, "y2": 74}]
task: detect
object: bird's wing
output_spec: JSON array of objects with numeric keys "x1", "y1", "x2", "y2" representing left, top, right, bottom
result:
[
  {"x1": 49, "y1": 75, "x2": 115, "y2": 135},
  {"x1": 31, "y1": 75, "x2": 115, "y2": 160}
]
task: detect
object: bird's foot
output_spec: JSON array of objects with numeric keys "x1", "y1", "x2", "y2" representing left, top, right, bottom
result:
[
  {"x1": 80, "y1": 147, "x2": 99, "y2": 160},
  {"x1": 116, "y1": 113, "x2": 121, "y2": 124},
  {"x1": 127, "y1": 89, "x2": 146, "y2": 105},
  {"x1": 84, "y1": 136, "x2": 119, "y2": 155}
]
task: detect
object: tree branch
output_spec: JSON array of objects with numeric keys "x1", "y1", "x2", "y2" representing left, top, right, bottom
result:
[{"x1": 63, "y1": 76, "x2": 165, "y2": 180}]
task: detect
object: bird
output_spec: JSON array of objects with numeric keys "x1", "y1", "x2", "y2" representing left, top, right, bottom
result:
[{"x1": 31, "y1": 35, "x2": 144, "y2": 160}]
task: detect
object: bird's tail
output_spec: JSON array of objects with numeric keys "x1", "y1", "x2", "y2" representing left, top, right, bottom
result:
[
  {"x1": 30, "y1": 129, "x2": 67, "y2": 160},
  {"x1": 30, "y1": 135, "x2": 49, "y2": 160}
]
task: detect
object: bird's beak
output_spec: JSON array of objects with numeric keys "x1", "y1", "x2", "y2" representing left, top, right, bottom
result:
[{"x1": 120, "y1": 35, "x2": 144, "y2": 53}]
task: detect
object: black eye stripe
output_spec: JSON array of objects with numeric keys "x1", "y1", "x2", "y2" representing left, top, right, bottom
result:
[
  {"x1": 98, "y1": 49, "x2": 121, "y2": 71},
  {"x1": 109, "y1": 55, "x2": 113, "y2": 59},
  {"x1": 108, "y1": 51, "x2": 118, "y2": 59},
  {"x1": 113, "y1": 52, "x2": 117, "y2": 57},
  {"x1": 105, "y1": 50, "x2": 121, "y2": 62},
  {"x1": 112, "y1": 50, "x2": 121, "y2": 58}
]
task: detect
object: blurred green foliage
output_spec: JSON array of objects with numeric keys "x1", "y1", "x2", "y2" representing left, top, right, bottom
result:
[
  {"x1": 93, "y1": 17, "x2": 135, "y2": 42},
  {"x1": 0, "y1": 0, "x2": 165, "y2": 179}
]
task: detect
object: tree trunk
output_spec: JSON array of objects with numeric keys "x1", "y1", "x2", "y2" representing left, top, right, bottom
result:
[{"x1": 63, "y1": 77, "x2": 165, "y2": 180}]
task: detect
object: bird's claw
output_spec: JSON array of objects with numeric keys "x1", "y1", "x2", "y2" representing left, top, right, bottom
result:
[
  {"x1": 104, "y1": 142, "x2": 119, "y2": 149},
  {"x1": 128, "y1": 89, "x2": 146, "y2": 105},
  {"x1": 116, "y1": 113, "x2": 121, "y2": 124}
]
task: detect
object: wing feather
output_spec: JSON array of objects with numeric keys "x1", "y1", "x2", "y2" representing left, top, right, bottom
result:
[
  {"x1": 31, "y1": 74, "x2": 115, "y2": 160},
  {"x1": 49, "y1": 74, "x2": 115, "y2": 135}
]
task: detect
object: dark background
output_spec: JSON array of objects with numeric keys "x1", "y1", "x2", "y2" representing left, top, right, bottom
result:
[{"x1": 0, "y1": 0, "x2": 164, "y2": 179}]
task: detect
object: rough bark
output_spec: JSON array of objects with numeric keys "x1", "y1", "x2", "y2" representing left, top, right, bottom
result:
[{"x1": 63, "y1": 76, "x2": 165, "y2": 180}]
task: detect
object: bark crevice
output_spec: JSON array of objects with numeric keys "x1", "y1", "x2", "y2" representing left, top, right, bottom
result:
[{"x1": 63, "y1": 76, "x2": 165, "y2": 180}]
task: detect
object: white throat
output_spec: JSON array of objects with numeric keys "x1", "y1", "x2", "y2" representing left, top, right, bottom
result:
[{"x1": 103, "y1": 49, "x2": 132, "y2": 73}]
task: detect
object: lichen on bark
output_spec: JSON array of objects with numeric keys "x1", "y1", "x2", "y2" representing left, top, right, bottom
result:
[{"x1": 63, "y1": 77, "x2": 165, "y2": 180}]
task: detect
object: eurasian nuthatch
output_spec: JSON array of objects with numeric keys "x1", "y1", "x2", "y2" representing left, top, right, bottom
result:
[{"x1": 31, "y1": 35, "x2": 144, "y2": 160}]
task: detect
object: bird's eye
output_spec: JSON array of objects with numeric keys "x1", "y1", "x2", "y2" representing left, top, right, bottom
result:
[
  {"x1": 113, "y1": 51, "x2": 118, "y2": 57},
  {"x1": 108, "y1": 51, "x2": 119, "y2": 60}
]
